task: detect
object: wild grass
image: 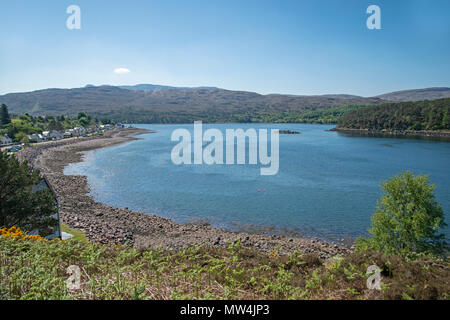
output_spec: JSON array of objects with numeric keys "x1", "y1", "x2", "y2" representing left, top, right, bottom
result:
[
  {"x1": 61, "y1": 224, "x2": 88, "y2": 243},
  {"x1": 0, "y1": 236, "x2": 448, "y2": 300}
]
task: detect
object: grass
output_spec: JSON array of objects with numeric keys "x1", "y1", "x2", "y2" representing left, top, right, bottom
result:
[
  {"x1": 0, "y1": 236, "x2": 449, "y2": 300},
  {"x1": 61, "y1": 224, "x2": 88, "y2": 243}
]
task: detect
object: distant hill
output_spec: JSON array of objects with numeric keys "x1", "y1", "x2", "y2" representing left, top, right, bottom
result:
[
  {"x1": 0, "y1": 85, "x2": 385, "y2": 123},
  {"x1": 376, "y1": 87, "x2": 450, "y2": 102},
  {"x1": 1, "y1": 85, "x2": 449, "y2": 123}
]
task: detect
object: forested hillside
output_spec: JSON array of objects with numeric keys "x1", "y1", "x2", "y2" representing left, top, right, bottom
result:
[
  {"x1": 338, "y1": 98, "x2": 450, "y2": 131},
  {"x1": 2, "y1": 85, "x2": 449, "y2": 124},
  {"x1": 0, "y1": 86, "x2": 385, "y2": 123}
]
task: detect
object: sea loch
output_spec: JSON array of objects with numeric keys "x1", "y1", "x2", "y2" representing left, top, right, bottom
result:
[
  {"x1": 171, "y1": 121, "x2": 280, "y2": 175},
  {"x1": 65, "y1": 123, "x2": 450, "y2": 241}
]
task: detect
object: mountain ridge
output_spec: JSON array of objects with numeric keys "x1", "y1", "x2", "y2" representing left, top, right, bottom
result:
[
  {"x1": 376, "y1": 87, "x2": 450, "y2": 102},
  {"x1": 1, "y1": 85, "x2": 449, "y2": 123}
]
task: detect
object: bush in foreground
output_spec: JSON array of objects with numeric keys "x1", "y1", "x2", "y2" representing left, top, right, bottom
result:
[
  {"x1": 356, "y1": 172, "x2": 448, "y2": 258},
  {"x1": 0, "y1": 226, "x2": 47, "y2": 241},
  {"x1": 0, "y1": 234, "x2": 448, "y2": 300},
  {"x1": 0, "y1": 151, "x2": 58, "y2": 236}
]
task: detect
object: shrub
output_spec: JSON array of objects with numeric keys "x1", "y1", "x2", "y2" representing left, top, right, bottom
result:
[
  {"x1": 0, "y1": 151, "x2": 58, "y2": 236},
  {"x1": 356, "y1": 171, "x2": 448, "y2": 257},
  {"x1": 0, "y1": 226, "x2": 47, "y2": 241}
]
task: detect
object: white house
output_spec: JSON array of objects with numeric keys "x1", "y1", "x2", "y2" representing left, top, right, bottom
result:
[
  {"x1": 73, "y1": 126, "x2": 85, "y2": 137},
  {"x1": 86, "y1": 126, "x2": 96, "y2": 134},
  {"x1": 27, "y1": 133, "x2": 44, "y2": 143},
  {"x1": 1, "y1": 135, "x2": 13, "y2": 146},
  {"x1": 100, "y1": 124, "x2": 113, "y2": 131}
]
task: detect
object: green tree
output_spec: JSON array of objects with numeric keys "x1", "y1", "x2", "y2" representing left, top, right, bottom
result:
[
  {"x1": 48, "y1": 119, "x2": 64, "y2": 131},
  {"x1": 14, "y1": 132, "x2": 29, "y2": 143},
  {"x1": 443, "y1": 112, "x2": 450, "y2": 130},
  {"x1": 356, "y1": 172, "x2": 448, "y2": 257},
  {"x1": 0, "y1": 104, "x2": 11, "y2": 126},
  {"x1": 0, "y1": 151, "x2": 57, "y2": 236},
  {"x1": 78, "y1": 117, "x2": 90, "y2": 127},
  {"x1": 77, "y1": 112, "x2": 88, "y2": 120}
]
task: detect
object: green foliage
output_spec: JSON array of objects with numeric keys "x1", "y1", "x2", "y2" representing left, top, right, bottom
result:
[
  {"x1": 74, "y1": 113, "x2": 93, "y2": 127},
  {"x1": 1, "y1": 104, "x2": 11, "y2": 126},
  {"x1": 14, "y1": 132, "x2": 29, "y2": 143},
  {"x1": 0, "y1": 237, "x2": 448, "y2": 300},
  {"x1": 48, "y1": 119, "x2": 64, "y2": 131},
  {"x1": 1, "y1": 113, "x2": 97, "y2": 142},
  {"x1": 338, "y1": 98, "x2": 450, "y2": 131},
  {"x1": 6, "y1": 118, "x2": 42, "y2": 137},
  {"x1": 78, "y1": 117, "x2": 90, "y2": 127},
  {"x1": 356, "y1": 172, "x2": 448, "y2": 257},
  {"x1": 77, "y1": 112, "x2": 88, "y2": 120},
  {"x1": 61, "y1": 224, "x2": 88, "y2": 243},
  {"x1": 87, "y1": 104, "x2": 367, "y2": 124},
  {"x1": 0, "y1": 85, "x2": 385, "y2": 123},
  {"x1": 0, "y1": 151, "x2": 57, "y2": 236},
  {"x1": 249, "y1": 105, "x2": 369, "y2": 124}
]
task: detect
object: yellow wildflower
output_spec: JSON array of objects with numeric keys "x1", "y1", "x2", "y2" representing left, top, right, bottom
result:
[{"x1": 0, "y1": 226, "x2": 47, "y2": 241}]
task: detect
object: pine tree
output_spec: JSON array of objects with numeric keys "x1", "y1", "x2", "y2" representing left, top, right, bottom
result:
[{"x1": 0, "y1": 104, "x2": 11, "y2": 126}]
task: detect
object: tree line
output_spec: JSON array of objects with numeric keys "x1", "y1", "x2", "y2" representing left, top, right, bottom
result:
[
  {"x1": 338, "y1": 98, "x2": 450, "y2": 131},
  {"x1": 88, "y1": 104, "x2": 368, "y2": 124}
]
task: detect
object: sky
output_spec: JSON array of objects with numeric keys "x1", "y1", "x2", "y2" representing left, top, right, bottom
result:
[{"x1": 0, "y1": 0, "x2": 449, "y2": 96}]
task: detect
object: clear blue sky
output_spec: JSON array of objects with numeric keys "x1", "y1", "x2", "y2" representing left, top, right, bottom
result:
[{"x1": 1, "y1": 0, "x2": 449, "y2": 96}]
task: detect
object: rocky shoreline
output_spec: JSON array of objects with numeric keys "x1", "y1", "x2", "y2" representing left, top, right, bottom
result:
[
  {"x1": 330, "y1": 127, "x2": 450, "y2": 139},
  {"x1": 17, "y1": 128, "x2": 351, "y2": 258}
]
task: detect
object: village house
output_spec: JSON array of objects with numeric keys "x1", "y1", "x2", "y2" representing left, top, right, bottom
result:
[
  {"x1": 1, "y1": 135, "x2": 13, "y2": 146},
  {"x1": 41, "y1": 130, "x2": 63, "y2": 141},
  {"x1": 100, "y1": 124, "x2": 114, "y2": 131},
  {"x1": 50, "y1": 130, "x2": 63, "y2": 140},
  {"x1": 85, "y1": 126, "x2": 97, "y2": 134},
  {"x1": 72, "y1": 126, "x2": 85, "y2": 137},
  {"x1": 42, "y1": 130, "x2": 63, "y2": 141},
  {"x1": 27, "y1": 133, "x2": 44, "y2": 143},
  {"x1": 93, "y1": 125, "x2": 102, "y2": 134}
]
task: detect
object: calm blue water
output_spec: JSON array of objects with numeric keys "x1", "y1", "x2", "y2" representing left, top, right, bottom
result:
[{"x1": 65, "y1": 124, "x2": 450, "y2": 241}]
